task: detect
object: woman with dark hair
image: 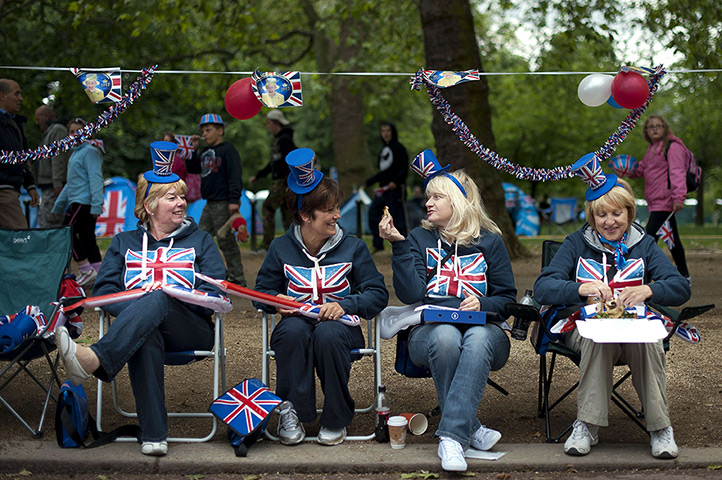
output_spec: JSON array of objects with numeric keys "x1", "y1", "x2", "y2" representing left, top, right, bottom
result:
[{"x1": 253, "y1": 148, "x2": 388, "y2": 446}]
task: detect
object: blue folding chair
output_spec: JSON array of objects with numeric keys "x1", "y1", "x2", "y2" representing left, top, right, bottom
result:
[{"x1": 0, "y1": 226, "x2": 72, "y2": 437}]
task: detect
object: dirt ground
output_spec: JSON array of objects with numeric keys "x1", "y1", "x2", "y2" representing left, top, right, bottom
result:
[{"x1": 1, "y1": 240, "x2": 720, "y2": 449}]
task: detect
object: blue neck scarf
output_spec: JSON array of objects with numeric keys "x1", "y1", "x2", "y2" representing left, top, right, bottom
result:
[{"x1": 597, "y1": 231, "x2": 629, "y2": 269}]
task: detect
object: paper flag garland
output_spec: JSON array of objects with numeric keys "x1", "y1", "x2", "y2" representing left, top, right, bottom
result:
[
  {"x1": 252, "y1": 69, "x2": 303, "y2": 108},
  {"x1": 423, "y1": 69, "x2": 480, "y2": 88},
  {"x1": 70, "y1": 67, "x2": 122, "y2": 104}
]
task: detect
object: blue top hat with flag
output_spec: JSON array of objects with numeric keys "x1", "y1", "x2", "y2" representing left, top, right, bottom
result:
[
  {"x1": 286, "y1": 147, "x2": 323, "y2": 194},
  {"x1": 198, "y1": 113, "x2": 226, "y2": 129},
  {"x1": 144, "y1": 141, "x2": 180, "y2": 184},
  {"x1": 411, "y1": 149, "x2": 466, "y2": 197},
  {"x1": 572, "y1": 152, "x2": 619, "y2": 201}
]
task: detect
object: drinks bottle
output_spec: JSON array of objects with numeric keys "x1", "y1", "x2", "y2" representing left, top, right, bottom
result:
[
  {"x1": 511, "y1": 289, "x2": 534, "y2": 341},
  {"x1": 374, "y1": 385, "x2": 390, "y2": 442}
]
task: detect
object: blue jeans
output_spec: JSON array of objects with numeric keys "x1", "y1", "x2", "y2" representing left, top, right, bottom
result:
[
  {"x1": 408, "y1": 322, "x2": 510, "y2": 447},
  {"x1": 91, "y1": 290, "x2": 214, "y2": 442},
  {"x1": 270, "y1": 316, "x2": 364, "y2": 429}
]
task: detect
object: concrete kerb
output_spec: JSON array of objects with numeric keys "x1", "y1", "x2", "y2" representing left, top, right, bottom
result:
[{"x1": 1, "y1": 440, "x2": 722, "y2": 476}]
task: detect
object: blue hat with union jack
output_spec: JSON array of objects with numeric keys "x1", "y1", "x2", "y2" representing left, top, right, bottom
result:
[
  {"x1": 144, "y1": 141, "x2": 180, "y2": 185},
  {"x1": 286, "y1": 147, "x2": 324, "y2": 195},
  {"x1": 411, "y1": 149, "x2": 466, "y2": 197},
  {"x1": 198, "y1": 113, "x2": 226, "y2": 129},
  {"x1": 572, "y1": 152, "x2": 618, "y2": 201}
]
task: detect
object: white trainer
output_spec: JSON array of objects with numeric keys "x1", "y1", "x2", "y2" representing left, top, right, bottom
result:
[
  {"x1": 141, "y1": 441, "x2": 168, "y2": 456},
  {"x1": 651, "y1": 426, "x2": 678, "y2": 459},
  {"x1": 438, "y1": 437, "x2": 467, "y2": 472},
  {"x1": 470, "y1": 424, "x2": 501, "y2": 451},
  {"x1": 564, "y1": 419, "x2": 599, "y2": 456},
  {"x1": 277, "y1": 401, "x2": 305, "y2": 445}
]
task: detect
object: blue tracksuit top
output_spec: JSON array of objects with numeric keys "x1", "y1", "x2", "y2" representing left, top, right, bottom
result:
[
  {"x1": 253, "y1": 224, "x2": 388, "y2": 320},
  {"x1": 390, "y1": 226, "x2": 516, "y2": 323}
]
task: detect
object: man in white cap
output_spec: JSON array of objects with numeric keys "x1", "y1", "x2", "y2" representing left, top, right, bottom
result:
[
  {"x1": 248, "y1": 109, "x2": 296, "y2": 251},
  {"x1": 187, "y1": 113, "x2": 246, "y2": 286}
]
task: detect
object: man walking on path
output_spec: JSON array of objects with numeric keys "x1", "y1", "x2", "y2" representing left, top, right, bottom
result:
[{"x1": 34, "y1": 105, "x2": 69, "y2": 227}]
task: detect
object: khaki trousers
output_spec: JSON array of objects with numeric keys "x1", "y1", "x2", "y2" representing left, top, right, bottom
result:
[{"x1": 0, "y1": 189, "x2": 28, "y2": 229}]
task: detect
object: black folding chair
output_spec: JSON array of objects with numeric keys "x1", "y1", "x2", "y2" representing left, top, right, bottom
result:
[{"x1": 506, "y1": 239, "x2": 714, "y2": 443}]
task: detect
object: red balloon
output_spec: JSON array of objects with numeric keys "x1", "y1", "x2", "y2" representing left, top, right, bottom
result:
[
  {"x1": 224, "y1": 78, "x2": 262, "y2": 120},
  {"x1": 610, "y1": 71, "x2": 650, "y2": 110}
]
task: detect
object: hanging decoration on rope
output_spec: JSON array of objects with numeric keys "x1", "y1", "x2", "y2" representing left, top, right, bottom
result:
[
  {"x1": 410, "y1": 65, "x2": 666, "y2": 182},
  {"x1": 423, "y1": 69, "x2": 480, "y2": 88},
  {"x1": 70, "y1": 67, "x2": 122, "y2": 104},
  {"x1": 1, "y1": 65, "x2": 157, "y2": 165},
  {"x1": 252, "y1": 69, "x2": 303, "y2": 108}
]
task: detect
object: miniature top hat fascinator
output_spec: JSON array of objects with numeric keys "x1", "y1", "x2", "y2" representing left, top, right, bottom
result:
[
  {"x1": 286, "y1": 147, "x2": 324, "y2": 210},
  {"x1": 144, "y1": 141, "x2": 180, "y2": 197},
  {"x1": 411, "y1": 149, "x2": 466, "y2": 197},
  {"x1": 572, "y1": 152, "x2": 619, "y2": 201}
]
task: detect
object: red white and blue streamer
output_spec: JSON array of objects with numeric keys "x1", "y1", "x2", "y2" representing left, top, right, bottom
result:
[
  {"x1": 409, "y1": 65, "x2": 666, "y2": 182},
  {"x1": 1, "y1": 65, "x2": 158, "y2": 165}
]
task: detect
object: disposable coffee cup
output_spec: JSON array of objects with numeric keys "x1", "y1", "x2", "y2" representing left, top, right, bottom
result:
[
  {"x1": 387, "y1": 415, "x2": 407, "y2": 449},
  {"x1": 400, "y1": 413, "x2": 428, "y2": 435}
]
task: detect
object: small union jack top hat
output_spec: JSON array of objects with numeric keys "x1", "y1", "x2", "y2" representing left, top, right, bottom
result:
[
  {"x1": 411, "y1": 149, "x2": 466, "y2": 196},
  {"x1": 286, "y1": 147, "x2": 324, "y2": 194},
  {"x1": 144, "y1": 141, "x2": 180, "y2": 184},
  {"x1": 198, "y1": 113, "x2": 227, "y2": 129},
  {"x1": 572, "y1": 152, "x2": 618, "y2": 201}
]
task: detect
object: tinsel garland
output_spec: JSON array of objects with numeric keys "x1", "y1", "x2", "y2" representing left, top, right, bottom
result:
[
  {"x1": 1, "y1": 65, "x2": 158, "y2": 165},
  {"x1": 410, "y1": 65, "x2": 666, "y2": 182}
]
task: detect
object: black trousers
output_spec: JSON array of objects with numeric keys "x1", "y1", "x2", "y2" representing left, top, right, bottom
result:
[
  {"x1": 63, "y1": 203, "x2": 102, "y2": 264},
  {"x1": 368, "y1": 187, "x2": 407, "y2": 250},
  {"x1": 646, "y1": 211, "x2": 689, "y2": 277},
  {"x1": 270, "y1": 316, "x2": 364, "y2": 429}
]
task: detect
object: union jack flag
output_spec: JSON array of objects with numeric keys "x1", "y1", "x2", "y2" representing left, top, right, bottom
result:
[
  {"x1": 284, "y1": 262, "x2": 351, "y2": 304},
  {"x1": 174, "y1": 135, "x2": 195, "y2": 160},
  {"x1": 210, "y1": 379, "x2": 281, "y2": 436},
  {"x1": 252, "y1": 70, "x2": 303, "y2": 107},
  {"x1": 657, "y1": 220, "x2": 675, "y2": 249},
  {"x1": 575, "y1": 157, "x2": 605, "y2": 191},
  {"x1": 123, "y1": 246, "x2": 196, "y2": 290},
  {"x1": 576, "y1": 257, "x2": 644, "y2": 297},
  {"x1": 426, "y1": 249, "x2": 487, "y2": 299},
  {"x1": 294, "y1": 158, "x2": 317, "y2": 188},
  {"x1": 96, "y1": 190, "x2": 127, "y2": 237},
  {"x1": 411, "y1": 149, "x2": 444, "y2": 181},
  {"x1": 151, "y1": 144, "x2": 176, "y2": 175}
]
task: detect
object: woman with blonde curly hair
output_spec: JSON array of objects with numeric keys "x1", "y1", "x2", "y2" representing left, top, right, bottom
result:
[{"x1": 379, "y1": 150, "x2": 515, "y2": 472}]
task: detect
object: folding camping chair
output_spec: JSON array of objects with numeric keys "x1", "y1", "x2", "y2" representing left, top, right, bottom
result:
[
  {"x1": 506, "y1": 239, "x2": 714, "y2": 443},
  {"x1": 0, "y1": 226, "x2": 72, "y2": 437},
  {"x1": 546, "y1": 197, "x2": 578, "y2": 234},
  {"x1": 95, "y1": 309, "x2": 226, "y2": 443},
  {"x1": 260, "y1": 311, "x2": 382, "y2": 442}
]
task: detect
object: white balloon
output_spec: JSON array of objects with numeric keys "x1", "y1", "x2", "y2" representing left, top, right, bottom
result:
[{"x1": 577, "y1": 74, "x2": 614, "y2": 107}]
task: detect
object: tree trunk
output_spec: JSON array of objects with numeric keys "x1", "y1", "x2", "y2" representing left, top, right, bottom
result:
[{"x1": 418, "y1": 0, "x2": 527, "y2": 259}]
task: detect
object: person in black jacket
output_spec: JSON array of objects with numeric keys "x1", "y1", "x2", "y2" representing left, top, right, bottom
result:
[
  {"x1": 187, "y1": 113, "x2": 246, "y2": 286},
  {"x1": 366, "y1": 121, "x2": 409, "y2": 253},
  {"x1": 0, "y1": 79, "x2": 38, "y2": 229},
  {"x1": 248, "y1": 109, "x2": 296, "y2": 251}
]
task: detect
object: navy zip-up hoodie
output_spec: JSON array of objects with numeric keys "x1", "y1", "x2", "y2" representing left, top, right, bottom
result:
[
  {"x1": 93, "y1": 217, "x2": 226, "y2": 320},
  {"x1": 253, "y1": 224, "x2": 388, "y2": 320},
  {"x1": 534, "y1": 222, "x2": 690, "y2": 307}
]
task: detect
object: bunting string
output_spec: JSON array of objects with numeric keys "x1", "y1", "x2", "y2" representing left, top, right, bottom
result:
[
  {"x1": 409, "y1": 65, "x2": 666, "y2": 182},
  {"x1": 1, "y1": 65, "x2": 157, "y2": 165}
]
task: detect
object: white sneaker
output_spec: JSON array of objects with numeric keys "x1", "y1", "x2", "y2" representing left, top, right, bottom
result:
[
  {"x1": 470, "y1": 424, "x2": 501, "y2": 451},
  {"x1": 141, "y1": 441, "x2": 168, "y2": 456},
  {"x1": 317, "y1": 426, "x2": 346, "y2": 446},
  {"x1": 438, "y1": 437, "x2": 467, "y2": 472},
  {"x1": 76, "y1": 268, "x2": 97, "y2": 287},
  {"x1": 277, "y1": 401, "x2": 305, "y2": 445},
  {"x1": 56, "y1": 326, "x2": 92, "y2": 386},
  {"x1": 650, "y1": 426, "x2": 678, "y2": 459},
  {"x1": 564, "y1": 419, "x2": 599, "y2": 456}
]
